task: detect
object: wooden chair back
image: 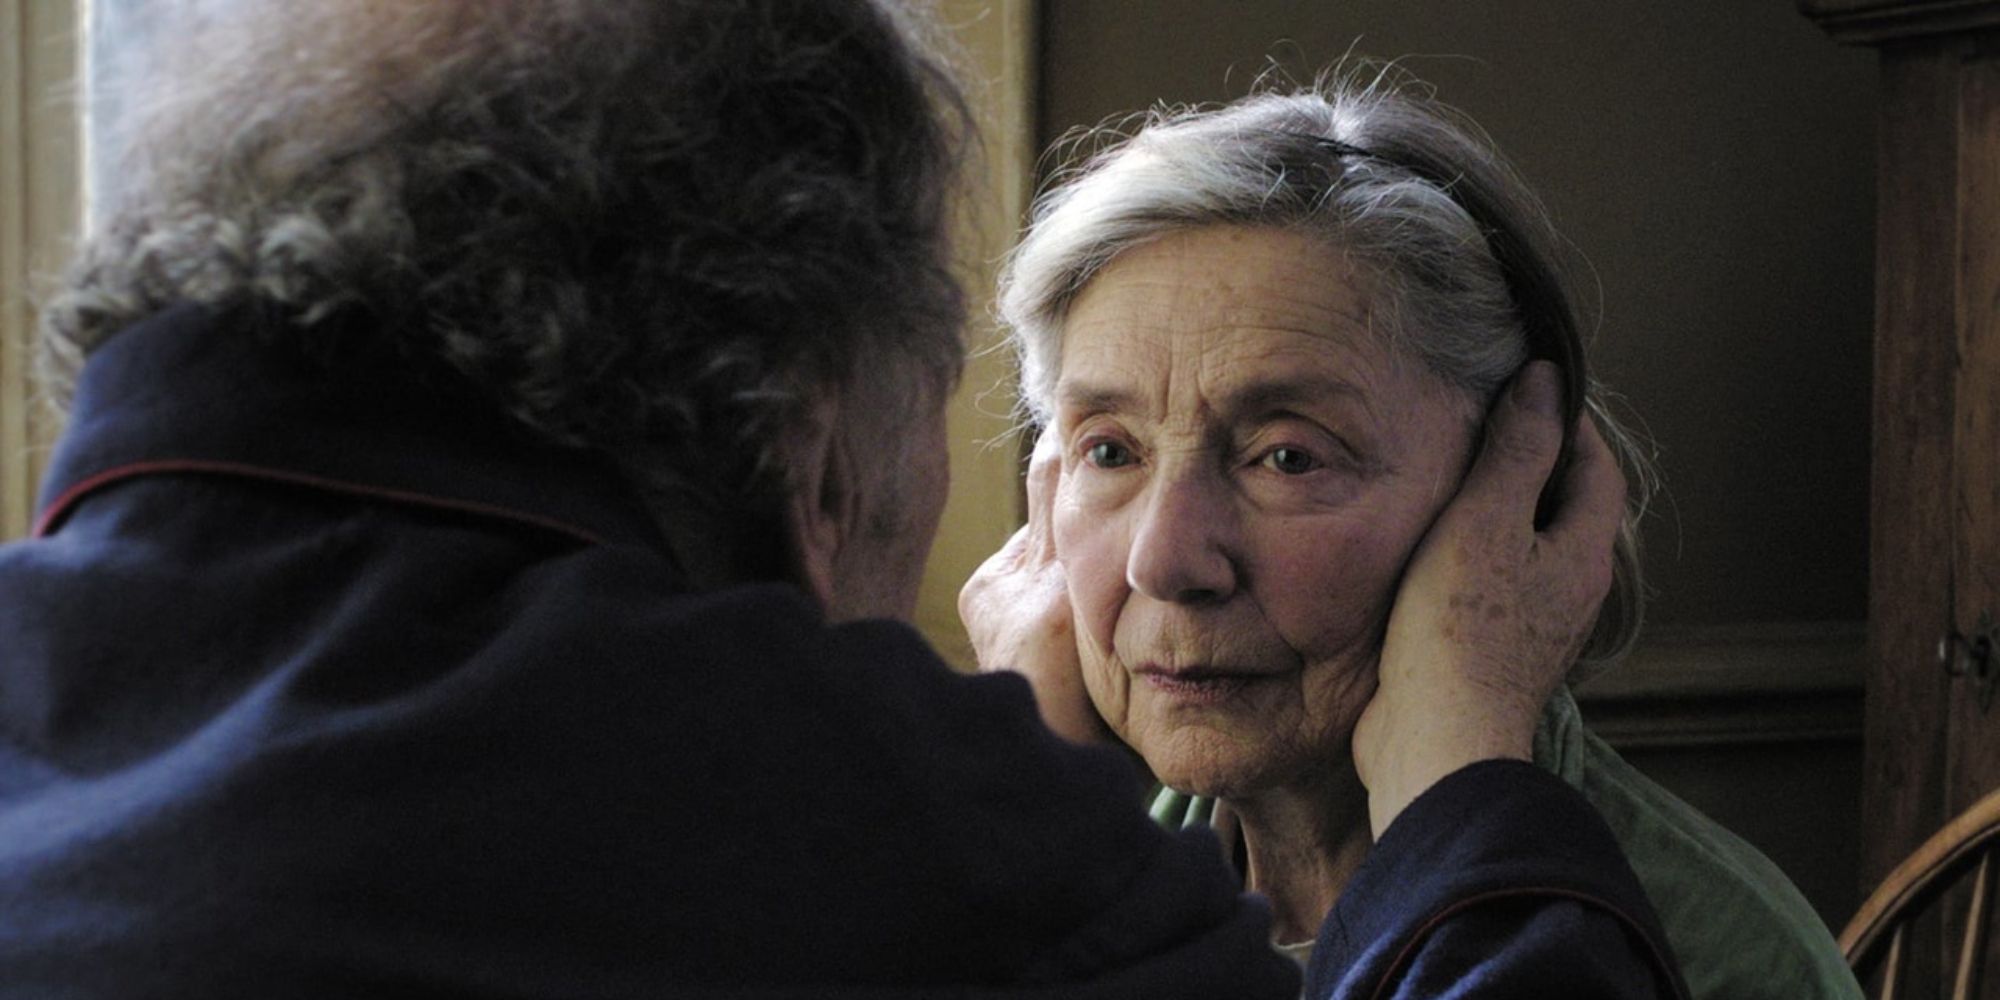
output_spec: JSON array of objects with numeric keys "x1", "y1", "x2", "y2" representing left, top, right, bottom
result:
[{"x1": 1843, "y1": 787, "x2": 2000, "y2": 999}]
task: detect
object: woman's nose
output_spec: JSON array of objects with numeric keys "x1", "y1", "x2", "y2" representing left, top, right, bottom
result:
[{"x1": 1125, "y1": 470, "x2": 1239, "y2": 604}]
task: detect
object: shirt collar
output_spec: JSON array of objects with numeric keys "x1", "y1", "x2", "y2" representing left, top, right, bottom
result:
[{"x1": 35, "y1": 302, "x2": 674, "y2": 555}]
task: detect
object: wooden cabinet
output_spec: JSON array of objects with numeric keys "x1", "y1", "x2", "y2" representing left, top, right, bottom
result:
[{"x1": 1802, "y1": 1, "x2": 2000, "y2": 990}]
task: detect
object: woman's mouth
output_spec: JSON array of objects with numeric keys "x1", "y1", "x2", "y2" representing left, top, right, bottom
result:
[{"x1": 1136, "y1": 666, "x2": 1261, "y2": 705}]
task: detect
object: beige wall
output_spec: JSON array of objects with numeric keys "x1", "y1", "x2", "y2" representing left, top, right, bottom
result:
[
  {"x1": 910, "y1": 0, "x2": 1038, "y2": 669},
  {"x1": 0, "y1": 0, "x2": 80, "y2": 541}
]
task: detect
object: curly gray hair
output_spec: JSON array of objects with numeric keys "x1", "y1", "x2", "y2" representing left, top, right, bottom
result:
[
  {"x1": 999, "y1": 72, "x2": 1652, "y2": 673},
  {"x1": 44, "y1": 0, "x2": 970, "y2": 529}
]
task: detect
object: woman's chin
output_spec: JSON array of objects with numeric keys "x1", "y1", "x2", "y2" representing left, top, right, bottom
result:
[{"x1": 1138, "y1": 744, "x2": 1275, "y2": 799}]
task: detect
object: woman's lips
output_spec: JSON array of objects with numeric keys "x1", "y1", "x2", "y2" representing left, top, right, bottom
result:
[{"x1": 1135, "y1": 665, "x2": 1266, "y2": 705}]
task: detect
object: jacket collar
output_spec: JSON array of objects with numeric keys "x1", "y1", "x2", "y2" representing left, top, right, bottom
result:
[{"x1": 36, "y1": 303, "x2": 674, "y2": 556}]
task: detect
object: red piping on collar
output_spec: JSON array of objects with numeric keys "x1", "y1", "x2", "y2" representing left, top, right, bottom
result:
[
  {"x1": 33, "y1": 458, "x2": 606, "y2": 547},
  {"x1": 1367, "y1": 885, "x2": 1691, "y2": 1000}
]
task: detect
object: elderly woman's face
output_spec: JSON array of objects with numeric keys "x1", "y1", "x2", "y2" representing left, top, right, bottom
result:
[{"x1": 1052, "y1": 226, "x2": 1478, "y2": 797}]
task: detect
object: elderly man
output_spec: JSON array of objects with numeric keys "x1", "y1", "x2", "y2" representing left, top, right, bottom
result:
[{"x1": 0, "y1": 1, "x2": 1680, "y2": 997}]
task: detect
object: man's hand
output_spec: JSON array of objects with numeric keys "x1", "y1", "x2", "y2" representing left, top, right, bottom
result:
[
  {"x1": 959, "y1": 428, "x2": 1108, "y2": 744},
  {"x1": 1353, "y1": 361, "x2": 1627, "y2": 839}
]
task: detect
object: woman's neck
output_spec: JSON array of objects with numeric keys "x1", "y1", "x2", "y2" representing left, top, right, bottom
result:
[{"x1": 1226, "y1": 765, "x2": 1374, "y2": 946}]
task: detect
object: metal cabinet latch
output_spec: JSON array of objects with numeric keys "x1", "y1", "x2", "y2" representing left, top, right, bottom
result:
[{"x1": 1941, "y1": 612, "x2": 1999, "y2": 712}]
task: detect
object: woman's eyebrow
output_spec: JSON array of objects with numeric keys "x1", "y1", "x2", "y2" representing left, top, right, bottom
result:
[
  {"x1": 1055, "y1": 381, "x2": 1143, "y2": 417},
  {"x1": 1218, "y1": 374, "x2": 1378, "y2": 423}
]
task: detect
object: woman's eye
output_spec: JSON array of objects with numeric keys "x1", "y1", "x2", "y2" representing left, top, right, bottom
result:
[
  {"x1": 1085, "y1": 440, "x2": 1136, "y2": 469},
  {"x1": 1264, "y1": 447, "x2": 1320, "y2": 475}
]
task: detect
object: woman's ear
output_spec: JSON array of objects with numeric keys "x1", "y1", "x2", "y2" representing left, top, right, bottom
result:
[{"x1": 780, "y1": 395, "x2": 854, "y2": 613}]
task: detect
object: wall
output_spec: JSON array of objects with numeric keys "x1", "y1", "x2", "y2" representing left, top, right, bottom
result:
[
  {"x1": 910, "y1": 0, "x2": 1040, "y2": 668},
  {"x1": 1031, "y1": 0, "x2": 1878, "y2": 928},
  {"x1": 0, "y1": 0, "x2": 79, "y2": 541}
]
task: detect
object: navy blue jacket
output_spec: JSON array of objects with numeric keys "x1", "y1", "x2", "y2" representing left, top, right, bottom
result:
[{"x1": 0, "y1": 304, "x2": 1684, "y2": 998}]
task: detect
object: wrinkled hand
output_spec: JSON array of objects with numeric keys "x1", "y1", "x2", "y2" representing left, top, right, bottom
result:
[
  {"x1": 959, "y1": 428, "x2": 1108, "y2": 744},
  {"x1": 1353, "y1": 361, "x2": 1627, "y2": 839}
]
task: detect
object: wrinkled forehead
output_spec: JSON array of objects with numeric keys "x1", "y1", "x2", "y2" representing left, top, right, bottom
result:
[{"x1": 1052, "y1": 226, "x2": 1455, "y2": 423}]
